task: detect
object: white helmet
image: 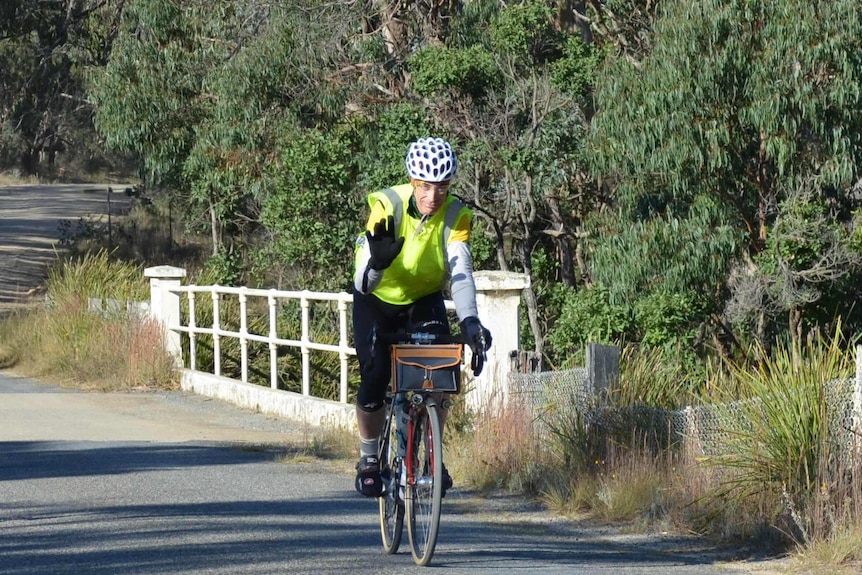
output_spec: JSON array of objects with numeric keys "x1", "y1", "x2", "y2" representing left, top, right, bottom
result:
[{"x1": 405, "y1": 137, "x2": 458, "y2": 182}]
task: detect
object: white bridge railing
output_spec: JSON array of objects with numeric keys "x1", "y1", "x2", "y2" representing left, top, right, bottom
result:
[
  {"x1": 144, "y1": 265, "x2": 530, "y2": 411},
  {"x1": 174, "y1": 285, "x2": 355, "y2": 403}
]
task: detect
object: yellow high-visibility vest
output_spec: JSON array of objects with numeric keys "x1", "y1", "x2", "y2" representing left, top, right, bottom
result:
[{"x1": 359, "y1": 183, "x2": 472, "y2": 305}]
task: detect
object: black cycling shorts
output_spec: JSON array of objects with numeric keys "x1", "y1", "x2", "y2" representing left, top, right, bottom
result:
[{"x1": 353, "y1": 290, "x2": 450, "y2": 412}]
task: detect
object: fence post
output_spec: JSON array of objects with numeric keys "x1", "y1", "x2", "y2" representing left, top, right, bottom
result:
[
  {"x1": 854, "y1": 345, "x2": 862, "y2": 460},
  {"x1": 144, "y1": 265, "x2": 187, "y2": 364},
  {"x1": 470, "y1": 270, "x2": 530, "y2": 411},
  {"x1": 585, "y1": 343, "x2": 620, "y2": 401}
]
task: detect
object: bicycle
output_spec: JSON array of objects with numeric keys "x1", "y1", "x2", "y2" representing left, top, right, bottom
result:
[{"x1": 374, "y1": 323, "x2": 476, "y2": 566}]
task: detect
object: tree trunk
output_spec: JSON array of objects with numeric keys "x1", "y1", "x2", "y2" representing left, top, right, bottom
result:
[
  {"x1": 545, "y1": 191, "x2": 576, "y2": 286},
  {"x1": 521, "y1": 236, "x2": 544, "y2": 366},
  {"x1": 790, "y1": 306, "x2": 803, "y2": 371},
  {"x1": 371, "y1": 0, "x2": 408, "y2": 96},
  {"x1": 209, "y1": 189, "x2": 220, "y2": 256}
]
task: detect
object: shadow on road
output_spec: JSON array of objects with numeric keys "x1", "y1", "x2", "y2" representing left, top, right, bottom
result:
[
  {"x1": 0, "y1": 440, "x2": 771, "y2": 575},
  {"x1": 0, "y1": 441, "x2": 280, "y2": 482}
]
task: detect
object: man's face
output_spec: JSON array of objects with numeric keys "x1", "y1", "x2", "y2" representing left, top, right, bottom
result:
[{"x1": 412, "y1": 180, "x2": 450, "y2": 216}]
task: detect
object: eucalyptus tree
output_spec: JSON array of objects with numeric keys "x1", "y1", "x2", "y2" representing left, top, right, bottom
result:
[
  {"x1": 90, "y1": 0, "x2": 232, "y2": 248},
  {"x1": 407, "y1": 0, "x2": 600, "y2": 362},
  {"x1": 89, "y1": 0, "x2": 363, "y2": 277},
  {"x1": 588, "y1": 0, "x2": 862, "y2": 354},
  {"x1": 0, "y1": 0, "x2": 124, "y2": 173}
]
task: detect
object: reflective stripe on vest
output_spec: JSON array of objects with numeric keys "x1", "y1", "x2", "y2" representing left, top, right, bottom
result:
[
  {"x1": 368, "y1": 185, "x2": 470, "y2": 305},
  {"x1": 379, "y1": 186, "x2": 465, "y2": 247}
]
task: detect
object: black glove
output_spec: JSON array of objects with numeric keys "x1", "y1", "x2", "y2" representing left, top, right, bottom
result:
[
  {"x1": 366, "y1": 215, "x2": 404, "y2": 270},
  {"x1": 460, "y1": 316, "x2": 492, "y2": 376}
]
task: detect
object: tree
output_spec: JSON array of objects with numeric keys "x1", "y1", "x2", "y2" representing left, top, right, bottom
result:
[
  {"x1": 588, "y1": 0, "x2": 862, "y2": 352},
  {"x1": 90, "y1": 0, "x2": 360, "y2": 263},
  {"x1": 259, "y1": 126, "x2": 362, "y2": 291},
  {"x1": 407, "y1": 1, "x2": 600, "y2": 362},
  {"x1": 0, "y1": 0, "x2": 126, "y2": 174}
]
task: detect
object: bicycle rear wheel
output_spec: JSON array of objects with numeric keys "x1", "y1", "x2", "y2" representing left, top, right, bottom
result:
[
  {"x1": 406, "y1": 402, "x2": 443, "y2": 566},
  {"x1": 378, "y1": 399, "x2": 403, "y2": 554}
]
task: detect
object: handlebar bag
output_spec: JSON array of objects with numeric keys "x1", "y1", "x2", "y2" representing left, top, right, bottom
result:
[{"x1": 391, "y1": 344, "x2": 462, "y2": 393}]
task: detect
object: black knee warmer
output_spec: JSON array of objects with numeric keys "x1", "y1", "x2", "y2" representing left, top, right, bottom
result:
[{"x1": 357, "y1": 400, "x2": 385, "y2": 413}]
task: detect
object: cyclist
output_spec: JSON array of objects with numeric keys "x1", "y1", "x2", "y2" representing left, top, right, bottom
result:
[{"x1": 352, "y1": 136, "x2": 492, "y2": 497}]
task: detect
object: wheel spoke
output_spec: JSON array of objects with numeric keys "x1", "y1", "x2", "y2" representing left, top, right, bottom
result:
[
  {"x1": 406, "y1": 403, "x2": 443, "y2": 566},
  {"x1": 378, "y1": 398, "x2": 403, "y2": 554}
]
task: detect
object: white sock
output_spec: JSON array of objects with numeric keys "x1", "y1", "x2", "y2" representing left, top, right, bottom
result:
[{"x1": 359, "y1": 436, "x2": 379, "y2": 458}]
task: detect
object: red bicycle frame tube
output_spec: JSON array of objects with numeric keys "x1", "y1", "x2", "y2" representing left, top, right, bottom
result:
[{"x1": 405, "y1": 405, "x2": 438, "y2": 488}]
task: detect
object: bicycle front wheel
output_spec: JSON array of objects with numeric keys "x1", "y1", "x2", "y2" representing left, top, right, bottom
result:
[
  {"x1": 406, "y1": 402, "x2": 443, "y2": 566},
  {"x1": 378, "y1": 400, "x2": 403, "y2": 554}
]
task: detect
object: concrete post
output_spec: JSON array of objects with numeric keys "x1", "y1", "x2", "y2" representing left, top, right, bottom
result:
[
  {"x1": 469, "y1": 270, "x2": 530, "y2": 411},
  {"x1": 144, "y1": 265, "x2": 187, "y2": 364}
]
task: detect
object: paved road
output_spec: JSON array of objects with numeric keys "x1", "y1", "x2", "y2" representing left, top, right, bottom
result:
[
  {"x1": 0, "y1": 372, "x2": 778, "y2": 575},
  {"x1": 0, "y1": 183, "x2": 131, "y2": 311}
]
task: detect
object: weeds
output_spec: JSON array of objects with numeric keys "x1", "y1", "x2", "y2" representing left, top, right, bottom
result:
[{"x1": 0, "y1": 252, "x2": 176, "y2": 390}]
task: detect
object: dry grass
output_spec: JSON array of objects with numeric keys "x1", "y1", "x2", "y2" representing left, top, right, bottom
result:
[
  {"x1": 793, "y1": 524, "x2": 862, "y2": 574},
  {"x1": 443, "y1": 334, "x2": 862, "y2": 575},
  {"x1": 0, "y1": 252, "x2": 177, "y2": 390},
  {"x1": 1, "y1": 301, "x2": 178, "y2": 390},
  {"x1": 447, "y1": 396, "x2": 554, "y2": 494},
  {"x1": 279, "y1": 423, "x2": 356, "y2": 466},
  {"x1": 0, "y1": 171, "x2": 40, "y2": 186}
]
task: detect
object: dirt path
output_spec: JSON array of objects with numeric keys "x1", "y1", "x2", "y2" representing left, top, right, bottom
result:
[{"x1": 0, "y1": 183, "x2": 132, "y2": 313}]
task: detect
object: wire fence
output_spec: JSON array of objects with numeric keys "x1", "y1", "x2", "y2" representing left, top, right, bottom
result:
[{"x1": 508, "y1": 369, "x2": 862, "y2": 458}]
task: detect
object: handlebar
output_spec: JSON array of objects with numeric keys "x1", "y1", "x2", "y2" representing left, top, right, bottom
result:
[
  {"x1": 373, "y1": 329, "x2": 467, "y2": 347},
  {"x1": 369, "y1": 320, "x2": 487, "y2": 375}
]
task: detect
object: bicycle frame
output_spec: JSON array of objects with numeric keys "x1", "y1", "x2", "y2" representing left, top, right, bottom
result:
[{"x1": 404, "y1": 393, "x2": 444, "y2": 491}]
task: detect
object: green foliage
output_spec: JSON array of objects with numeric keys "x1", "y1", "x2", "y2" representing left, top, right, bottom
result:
[
  {"x1": 634, "y1": 290, "x2": 701, "y2": 348},
  {"x1": 89, "y1": 0, "x2": 211, "y2": 186},
  {"x1": 0, "y1": 0, "x2": 123, "y2": 174},
  {"x1": 260, "y1": 125, "x2": 361, "y2": 291},
  {"x1": 546, "y1": 285, "x2": 631, "y2": 360},
  {"x1": 409, "y1": 45, "x2": 500, "y2": 99},
  {"x1": 489, "y1": 1, "x2": 562, "y2": 66},
  {"x1": 614, "y1": 344, "x2": 702, "y2": 410},
  {"x1": 588, "y1": 0, "x2": 862, "y2": 353},
  {"x1": 448, "y1": 0, "x2": 500, "y2": 49},
  {"x1": 202, "y1": 248, "x2": 243, "y2": 286},
  {"x1": 47, "y1": 250, "x2": 149, "y2": 304},
  {"x1": 705, "y1": 327, "x2": 855, "y2": 535},
  {"x1": 588, "y1": 195, "x2": 740, "y2": 318},
  {"x1": 466, "y1": 218, "x2": 496, "y2": 270},
  {"x1": 355, "y1": 103, "x2": 435, "y2": 191},
  {"x1": 550, "y1": 35, "x2": 602, "y2": 100},
  {"x1": 733, "y1": 178, "x2": 862, "y2": 336}
]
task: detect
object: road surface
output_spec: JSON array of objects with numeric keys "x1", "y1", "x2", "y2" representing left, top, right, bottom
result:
[
  {"x1": 0, "y1": 371, "x2": 786, "y2": 575},
  {"x1": 0, "y1": 183, "x2": 131, "y2": 313}
]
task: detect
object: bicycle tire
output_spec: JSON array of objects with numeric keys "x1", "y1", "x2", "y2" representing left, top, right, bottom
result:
[
  {"x1": 378, "y1": 398, "x2": 404, "y2": 554},
  {"x1": 406, "y1": 402, "x2": 443, "y2": 566}
]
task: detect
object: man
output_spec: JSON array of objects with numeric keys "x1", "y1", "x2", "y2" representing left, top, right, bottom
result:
[{"x1": 352, "y1": 136, "x2": 492, "y2": 497}]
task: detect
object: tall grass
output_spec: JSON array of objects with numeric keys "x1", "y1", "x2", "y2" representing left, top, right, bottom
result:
[
  {"x1": 702, "y1": 329, "x2": 855, "y2": 541},
  {"x1": 447, "y1": 395, "x2": 555, "y2": 493},
  {"x1": 0, "y1": 251, "x2": 177, "y2": 389},
  {"x1": 446, "y1": 329, "x2": 862, "y2": 573}
]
